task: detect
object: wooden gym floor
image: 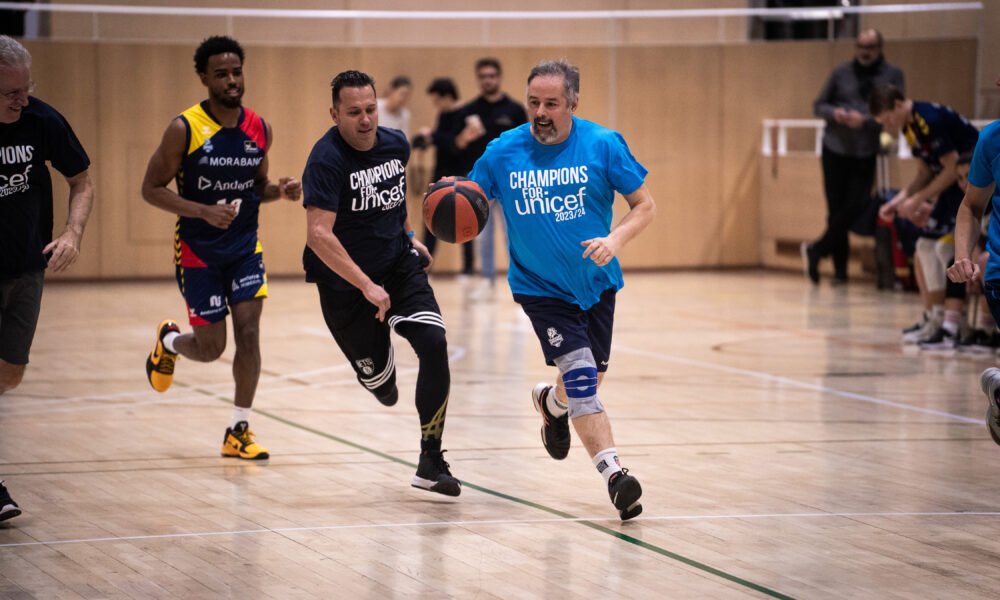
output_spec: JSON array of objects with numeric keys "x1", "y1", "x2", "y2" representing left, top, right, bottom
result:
[{"x1": 2, "y1": 271, "x2": 1000, "y2": 599}]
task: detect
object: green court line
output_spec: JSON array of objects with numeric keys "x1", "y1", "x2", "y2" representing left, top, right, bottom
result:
[{"x1": 202, "y1": 389, "x2": 795, "y2": 600}]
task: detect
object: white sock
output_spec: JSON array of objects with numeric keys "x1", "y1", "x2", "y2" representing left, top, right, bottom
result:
[
  {"x1": 930, "y1": 305, "x2": 944, "y2": 322},
  {"x1": 943, "y1": 310, "x2": 961, "y2": 335},
  {"x1": 163, "y1": 331, "x2": 179, "y2": 353},
  {"x1": 231, "y1": 406, "x2": 252, "y2": 429},
  {"x1": 546, "y1": 388, "x2": 568, "y2": 418},
  {"x1": 592, "y1": 447, "x2": 622, "y2": 485}
]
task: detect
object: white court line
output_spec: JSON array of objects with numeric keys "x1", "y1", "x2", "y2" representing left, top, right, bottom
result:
[
  {"x1": 615, "y1": 345, "x2": 983, "y2": 425},
  {"x1": 3, "y1": 510, "x2": 997, "y2": 549},
  {"x1": 0, "y1": 347, "x2": 467, "y2": 417}
]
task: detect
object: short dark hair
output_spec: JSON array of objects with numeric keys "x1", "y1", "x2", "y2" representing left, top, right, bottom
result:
[
  {"x1": 388, "y1": 75, "x2": 412, "y2": 90},
  {"x1": 868, "y1": 84, "x2": 905, "y2": 116},
  {"x1": 475, "y1": 57, "x2": 501, "y2": 74},
  {"x1": 194, "y1": 36, "x2": 244, "y2": 74},
  {"x1": 331, "y1": 70, "x2": 376, "y2": 109},
  {"x1": 957, "y1": 151, "x2": 973, "y2": 166},
  {"x1": 426, "y1": 77, "x2": 458, "y2": 100}
]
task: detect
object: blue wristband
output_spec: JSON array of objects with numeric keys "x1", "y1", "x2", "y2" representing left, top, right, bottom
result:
[{"x1": 407, "y1": 231, "x2": 416, "y2": 238}]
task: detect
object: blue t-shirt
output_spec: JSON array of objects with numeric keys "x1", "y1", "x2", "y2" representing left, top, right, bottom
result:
[
  {"x1": 468, "y1": 116, "x2": 647, "y2": 309},
  {"x1": 905, "y1": 101, "x2": 978, "y2": 168},
  {"x1": 969, "y1": 120, "x2": 1000, "y2": 282},
  {"x1": 302, "y1": 126, "x2": 411, "y2": 289}
]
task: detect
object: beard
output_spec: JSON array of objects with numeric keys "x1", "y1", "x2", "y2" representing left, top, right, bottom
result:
[
  {"x1": 214, "y1": 86, "x2": 243, "y2": 108},
  {"x1": 531, "y1": 119, "x2": 558, "y2": 143}
]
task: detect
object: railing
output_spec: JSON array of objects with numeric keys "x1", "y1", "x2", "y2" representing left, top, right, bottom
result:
[{"x1": 762, "y1": 118, "x2": 995, "y2": 158}]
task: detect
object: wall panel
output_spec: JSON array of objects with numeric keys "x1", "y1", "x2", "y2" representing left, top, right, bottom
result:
[{"x1": 19, "y1": 37, "x2": 978, "y2": 279}]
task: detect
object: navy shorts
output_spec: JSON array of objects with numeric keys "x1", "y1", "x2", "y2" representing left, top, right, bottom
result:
[
  {"x1": 983, "y1": 280, "x2": 1000, "y2": 326},
  {"x1": 0, "y1": 270, "x2": 44, "y2": 365},
  {"x1": 918, "y1": 183, "x2": 964, "y2": 239},
  {"x1": 514, "y1": 288, "x2": 616, "y2": 372},
  {"x1": 175, "y1": 238, "x2": 268, "y2": 327}
]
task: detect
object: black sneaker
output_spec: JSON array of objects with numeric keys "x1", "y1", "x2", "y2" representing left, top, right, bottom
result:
[
  {"x1": 412, "y1": 450, "x2": 461, "y2": 497},
  {"x1": 800, "y1": 242, "x2": 819, "y2": 285},
  {"x1": 531, "y1": 383, "x2": 571, "y2": 460},
  {"x1": 608, "y1": 469, "x2": 643, "y2": 521},
  {"x1": 0, "y1": 480, "x2": 21, "y2": 522},
  {"x1": 957, "y1": 329, "x2": 994, "y2": 355}
]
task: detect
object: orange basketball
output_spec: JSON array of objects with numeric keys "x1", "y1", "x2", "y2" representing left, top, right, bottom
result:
[{"x1": 422, "y1": 176, "x2": 490, "y2": 244}]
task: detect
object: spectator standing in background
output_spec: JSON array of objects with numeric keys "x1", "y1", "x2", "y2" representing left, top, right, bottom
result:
[
  {"x1": 803, "y1": 29, "x2": 904, "y2": 285},
  {"x1": 377, "y1": 75, "x2": 412, "y2": 136}
]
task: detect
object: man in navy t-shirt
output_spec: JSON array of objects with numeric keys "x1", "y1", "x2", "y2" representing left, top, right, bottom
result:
[
  {"x1": 141, "y1": 36, "x2": 302, "y2": 462},
  {"x1": 468, "y1": 59, "x2": 656, "y2": 520},
  {"x1": 870, "y1": 85, "x2": 979, "y2": 348},
  {"x1": 0, "y1": 35, "x2": 95, "y2": 523},
  {"x1": 302, "y1": 70, "x2": 460, "y2": 497}
]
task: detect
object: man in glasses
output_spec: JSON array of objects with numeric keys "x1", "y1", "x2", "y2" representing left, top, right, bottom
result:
[
  {"x1": 455, "y1": 57, "x2": 527, "y2": 298},
  {"x1": 803, "y1": 29, "x2": 904, "y2": 285},
  {"x1": 0, "y1": 35, "x2": 95, "y2": 522}
]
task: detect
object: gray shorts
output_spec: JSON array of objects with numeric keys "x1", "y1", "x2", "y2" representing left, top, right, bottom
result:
[{"x1": 0, "y1": 270, "x2": 44, "y2": 365}]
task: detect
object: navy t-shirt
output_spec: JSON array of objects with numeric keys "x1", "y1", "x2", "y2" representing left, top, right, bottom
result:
[
  {"x1": 905, "y1": 101, "x2": 979, "y2": 168},
  {"x1": 302, "y1": 126, "x2": 411, "y2": 289},
  {"x1": 0, "y1": 97, "x2": 90, "y2": 278}
]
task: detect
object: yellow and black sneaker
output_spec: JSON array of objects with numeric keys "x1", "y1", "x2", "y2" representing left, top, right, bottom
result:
[
  {"x1": 222, "y1": 421, "x2": 270, "y2": 460},
  {"x1": 146, "y1": 320, "x2": 180, "y2": 392}
]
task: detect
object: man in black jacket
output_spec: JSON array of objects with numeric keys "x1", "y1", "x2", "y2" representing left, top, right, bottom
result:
[
  {"x1": 456, "y1": 58, "x2": 527, "y2": 296},
  {"x1": 804, "y1": 29, "x2": 904, "y2": 285}
]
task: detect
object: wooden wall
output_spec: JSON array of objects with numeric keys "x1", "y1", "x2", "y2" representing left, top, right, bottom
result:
[{"x1": 31, "y1": 36, "x2": 978, "y2": 279}]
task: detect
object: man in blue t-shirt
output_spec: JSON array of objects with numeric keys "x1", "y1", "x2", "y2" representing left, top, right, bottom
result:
[
  {"x1": 302, "y1": 70, "x2": 460, "y2": 497},
  {"x1": 468, "y1": 59, "x2": 656, "y2": 520},
  {"x1": 946, "y1": 74, "x2": 1000, "y2": 445},
  {"x1": 0, "y1": 35, "x2": 95, "y2": 523}
]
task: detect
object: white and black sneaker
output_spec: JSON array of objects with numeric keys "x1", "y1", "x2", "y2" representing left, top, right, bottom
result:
[
  {"x1": 0, "y1": 480, "x2": 21, "y2": 522},
  {"x1": 412, "y1": 450, "x2": 462, "y2": 497},
  {"x1": 608, "y1": 469, "x2": 643, "y2": 521},
  {"x1": 981, "y1": 368, "x2": 1000, "y2": 447},
  {"x1": 918, "y1": 327, "x2": 958, "y2": 352},
  {"x1": 531, "y1": 383, "x2": 571, "y2": 460},
  {"x1": 903, "y1": 318, "x2": 938, "y2": 345}
]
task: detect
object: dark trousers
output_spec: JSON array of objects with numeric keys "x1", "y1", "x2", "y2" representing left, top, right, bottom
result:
[
  {"x1": 423, "y1": 230, "x2": 475, "y2": 275},
  {"x1": 813, "y1": 148, "x2": 877, "y2": 278}
]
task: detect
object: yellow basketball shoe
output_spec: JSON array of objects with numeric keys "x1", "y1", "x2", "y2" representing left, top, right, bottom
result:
[
  {"x1": 145, "y1": 320, "x2": 180, "y2": 392},
  {"x1": 221, "y1": 421, "x2": 270, "y2": 460}
]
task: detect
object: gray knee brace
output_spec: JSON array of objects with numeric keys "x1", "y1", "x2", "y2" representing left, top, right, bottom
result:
[{"x1": 554, "y1": 347, "x2": 604, "y2": 418}]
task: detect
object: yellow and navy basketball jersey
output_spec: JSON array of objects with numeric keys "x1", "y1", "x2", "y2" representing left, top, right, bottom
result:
[{"x1": 175, "y1": 101, "x2": 267, "y2": 263}]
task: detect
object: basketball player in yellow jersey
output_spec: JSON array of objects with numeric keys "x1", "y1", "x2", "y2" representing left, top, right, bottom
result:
[{"x1": 141, "y1": 36, "x2": 301, "y2": 459}]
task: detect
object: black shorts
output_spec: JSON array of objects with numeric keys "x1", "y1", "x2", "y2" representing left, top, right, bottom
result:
[
  {"x1": 514, "y1": 288, "x2": 616, "y2": 372},
  {"x1": 0, "y1": 270, "x2": 44, "y2": 365},
  {"x1": 316, "y1": 249, "x2": 444, "y2": 384}
]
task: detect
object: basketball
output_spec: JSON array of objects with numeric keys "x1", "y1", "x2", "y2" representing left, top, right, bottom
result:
[{"x1": 422, "y1": 176, "x2": 490, "y2": 244}]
